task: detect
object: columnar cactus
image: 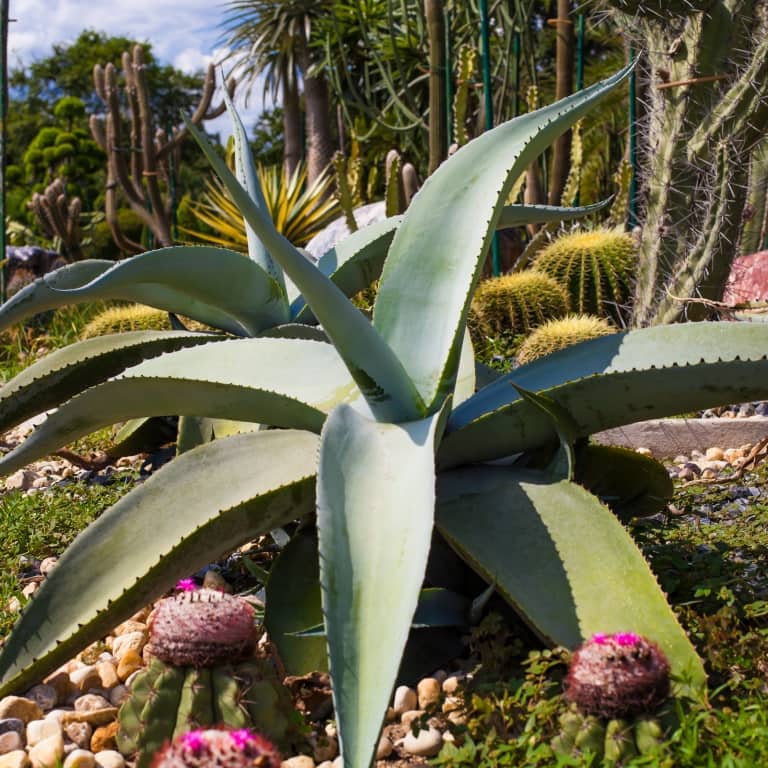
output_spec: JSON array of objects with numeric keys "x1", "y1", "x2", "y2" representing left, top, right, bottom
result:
[
  {"x1": 151, "y1": 727, "x2": 280, "y2": 768},
  {"x1": 117, "y1": 589, "x2": 298, "y2": 768},
  {"x1": 605, "y1": 1, "x2": 768, "y2": 324}
]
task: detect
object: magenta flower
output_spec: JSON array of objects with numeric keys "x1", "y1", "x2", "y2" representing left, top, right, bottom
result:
[
  {"x1": 175, "y1": 578, "x2": 197, "y2": 592},
  {"x1": 614, "y1": 631, "x2": 640, "y2": 647},
  {"x1": 181, "y1": 730, "x2": 206, "y2": 753},
  {"x1": 591, "y1": 632, "x2": 608, "y2": 645},
  {"x1": 229, "y1": 729, "x2": 253, "y2": 750}
]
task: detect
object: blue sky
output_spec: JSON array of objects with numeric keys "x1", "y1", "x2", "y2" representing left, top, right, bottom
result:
[{"x1": 8, "y1": 0, "x2": 269, "y2": 136}]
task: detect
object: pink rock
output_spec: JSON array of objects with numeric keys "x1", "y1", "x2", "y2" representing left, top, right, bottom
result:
[{"x1": 723, "y1": 250, "x2": 768, "y2": 304}]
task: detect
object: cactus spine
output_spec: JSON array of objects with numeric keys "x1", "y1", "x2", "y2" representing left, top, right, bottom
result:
[
  {"x1": 605, "y1": 1, "x2": 768, "y2": 324},
  {"x1": 117, "y1": 590, "x2": 297, "y2": 768},
  {"x1": 453, "y1": 45, "x2": 478, "y2": 148}
]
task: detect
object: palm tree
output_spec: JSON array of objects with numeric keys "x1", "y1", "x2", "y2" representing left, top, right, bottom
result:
[{"x1": 221, "y1": 0, "x2": 335, "y2": 183}]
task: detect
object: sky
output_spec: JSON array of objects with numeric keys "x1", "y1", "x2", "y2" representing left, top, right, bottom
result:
[{"x1": 8, "y1": 0, "x2": 270, "y2": 137}]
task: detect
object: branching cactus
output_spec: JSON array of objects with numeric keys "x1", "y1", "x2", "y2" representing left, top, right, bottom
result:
[
  {"x1": 605, "y1": 1, "x2": 768, "y2": 324},
  {"x1": 553, "y1": 632, "x2": 671, "y2": 760},
  {"x1": 29, "y1": 179, "x2": 84, "y2": 261},
  {"x1": 90, "y1": 45, "x2": 234, "y2": 251},
  {"x1": 151, "y1": 727, "x2": 281, "y2": 768},
  {"x1": 117, "y1": 588, "x2": 298, "y2": 768}
]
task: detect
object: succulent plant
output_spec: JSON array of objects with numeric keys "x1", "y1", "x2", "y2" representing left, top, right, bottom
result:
[
  {"x1": 468, "y1": 271, "x2": 569, "y2": 351},
  {"x1": 151, "y1": 727, "x2": 280, "y2": 768},
  {"x1": 5, "y1": 65, "x2": 768, "y2": 768},
  {"x1": 81, "y1": 304, "x2": 172, "y2": 338},
  {"x1": 533, "y1": 228, "x2": 637, "y2": 322},
  {"x1": 118, "y1": 589, "x2": 297, "y2": 768},
  {"x1": 564, "y1": 632, "x2": 671, "y2": 719},
  {"x1": 516, "y1": 313, "x2": 615, "y2": 365}
]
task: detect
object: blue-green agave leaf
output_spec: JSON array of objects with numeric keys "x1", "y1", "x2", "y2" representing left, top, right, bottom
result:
[
  {"x1": 187, "y1": 119, "x2": 425, "y2": 422},
  {"x1": 497, "y1": 199, "x2": 610, "y2": 228},
  {"x1": 441, "y1": 322, "x2": 768, "y2": 467},
  {"x1": 372, "y1": 65, "x2": 632, "y2": 413},
  {"x1": 436, "y1": 465, "x2": 706, "y2": 698},
  {"x1": 0, "y1": 430, "x2": 319, "y2": 695},
  {"x1": 0, "y1": 260, "x2": 113, "y2": 333},
  {"x1": 0, "y1": 331, "x2": 216, "y2": 434},
  {"x1": 317, "y1": 402, "x2": 448, "y2": 768},
  {"x1": 0, "y1": 337, "x2": 359, "y2": 476}
]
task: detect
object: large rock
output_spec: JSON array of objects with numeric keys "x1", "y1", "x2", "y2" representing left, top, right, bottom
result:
[{"x1": 723, "y1": 250, "x2": 768, "y2": 304}]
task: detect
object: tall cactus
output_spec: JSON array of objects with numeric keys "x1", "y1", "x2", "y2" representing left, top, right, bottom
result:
[
  {"x1": 606, "y1": 1, "x2": 768, "y2": 324},
  {"x1": 90, "y1": 45, "x2": 234, "y2": 252},
  {"x1": 29, "y1": 179, "x2": 83, "y2": 261},
  {"x1": 425, "y1": 0, "x2": 448, "y2": 174}
]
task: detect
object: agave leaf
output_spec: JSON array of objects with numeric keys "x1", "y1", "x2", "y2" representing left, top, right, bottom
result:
[
  {"x1": 317, "y1": 402, "x2": 448, "y2": 768},
  {"x1": 0, "y1": 260, "x2": 113, "y2": 333},
  {"x1": 372, "y1": 65, "x2": 632, "y2": 413},
  {"x1": 0, "y1": 331, "x2": 215, "y2": 434},
  {"x1": 454, "y1": 329, "x2": 476, "y2": 407},
  {"x1": 291, "y1": 217, "x2": 401, "y2": 323},
  {"x1": 441, "y1": 322, "x2": 768, "y2": 467},
  {"x1": 49, "y1": 246, "x2": 288, "y2": 336},
  {"x1": 0, "y1": 430, "x2": 319, "y2": 695},
  {"x1": 176, "y1": 416, "x2": 215, "y2": 454},
  {"x1": 436, "y1": 465, "x2": 706, "y2": 697},
  {"x1": 187, "y1": 118, "x2": 425, "y2": 422},
  {"x1": 497, "y1": 200, "x2": 609, "y2": 228},
  {"x1": 222, "y1": 87, "x2": 287, "y2": 298},
  {"x1": 0, "y1": 338, "x2": 359, "y2": 476}
]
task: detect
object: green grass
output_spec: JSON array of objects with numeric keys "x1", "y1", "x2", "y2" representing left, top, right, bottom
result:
[{"x1": 0, "y1": 475, "x2": 138, "y2": 638}]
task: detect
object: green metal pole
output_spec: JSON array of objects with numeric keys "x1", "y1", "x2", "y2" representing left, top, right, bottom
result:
[
  {"x1": 0, "y1": 0, "x2": 8, "y2": 303},
  {"x1": 628, "y1": 46, "x2": 638, "y2": 229},
  {"x1": 479, "y1": 0, "x2": 500, "y2": 275},
  {"x1": 444, "y1": 8, "x2": 453, "y2": 151}
]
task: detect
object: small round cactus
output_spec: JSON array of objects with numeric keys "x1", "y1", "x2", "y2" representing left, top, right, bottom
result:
[
  {"x1": 515, "y1": 313, "x2": 615, "y2": 365},
  {"x1": 152, "y1": 727, "x2": 280, "y2": 768},
  {"x1": 148, "y1": 588, "x2": 256, "y2": 667},
  {"x1": 81, "y1": 304, "x2": 172, "y2": 338},
  {"x1": 118, "y1": 589, "x2": 300, "y2": 768},
  {"x1": 564, "y1": 632, "x2": 671, "y2": 719}
]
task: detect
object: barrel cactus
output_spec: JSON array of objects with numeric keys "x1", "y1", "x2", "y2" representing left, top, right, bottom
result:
[
  {"x1": 82, "y1": 304, "x2": 172, "y2": 338},
  {"x1": 533, "y1": 228, "x2": 637, "y2": 322},
  {"x1": 117, "y1": 589, "x2": 299, "y2": 768},
  {"x1": 468, "y1": 271, "x2": 569, "y2": 354},
  {"x1": 553, "y1": 632, "x2": 671, "y2": 760},
  {"x1": 516, "y1": 314, "x2": 615, "y2": 364},
  {"x1": 151, "y1": 727, "x2": 281, "y2": 768}
]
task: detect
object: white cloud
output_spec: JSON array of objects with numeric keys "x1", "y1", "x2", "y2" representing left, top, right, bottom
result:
[{"x1": 8, "y1": 0, "x2": 273, "y2": 136}]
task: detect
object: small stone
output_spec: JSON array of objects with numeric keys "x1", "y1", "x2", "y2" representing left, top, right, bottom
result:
[
  {"x1": 28, "y1": 732, "x2": 64, "y2": 768},
  {"x1": 63, "y1": 750, "x2": 96, "y2": 768},
  {"x1": 442, "y1": 695, "x2": 462, "y2": 714},
  {"x1": 111, "y1": 632, "x2": 146, "y2": 662},
  {"x1": 4, "y1": 471, "x2": 38, "y2": 492},
  {"x1": 39, "y1": 558, "x2": 58, "y2": 577},
  {"x1": 375, "y1": 735, "x2": 393, "y2": 759},
  {"x1": 384, "y1": 707, "x2": 396, "y2": 722},
  {"x1": 280, "y1": 757, "x2": 315, "y2": 768},
  {"x1": 26, "y1": 719, "x2": 62, "y2": 747},
  {"x1": 44, "y1": 674, "x2": 74, "y2": 704},
  {"x1": 202, "y1": 570, "x2": 232, "y2": 593},
  {"x1": 0, "y1": 722, "x2": 24, "y2": 737},
  {"x1": 115, "y1": 651, "x2": 142, "y2": 683},
  {"x1": 447, "y1": 710, "x2": 467, "y2": 725},
  {"x1": 69, "y1": 668, "x2": 101, "y2": 695},
  {"x1": 0, "y1": 699, "x2": 43, "y2": 725},
  {"x1": 0, "y1": 732, "x2": 23, "y2": 755},
  {"x1": 724, "y1": 448, "x2": 745, "y2": 464},
  {"x1": 332, "y1": 759, "x2": 342, "y2": 768},
  {"x1": 5, "y1": 598, "x2": 21, "y2": 614},
  {"x1": 61, "y1": 710, "x2": 117, "y2": 728},
  {"x1": 106, "y1": 687, "x2": 128, "y2": 709},
  {"x1": 324, "y1": 723, "x2": 337, "y2": 739},
  {"x1": 73, "y1": 696, "x2": 110, "y2": 715},
  {"x1": 95, "y1": 664, "x2": 118, "y2": 691},
  {"x1": 316, "y1": 763, "x2": 332, "y2": 768},
  {"x1": 701, "y1": 468, "x2": 717, "y2": 480},
  {"x1": 672, "y1": 455, "x2": 689, "y2": 465},
  {"x1": 677, "y1": 467, "x2": 695, "y2": 481},
  {"x1": 64, "y1": 723, "x2": 92, "y2": 750},
  {"x1": 21, "y1": 583, "x2": 39, "y2": 599},
  {"x1": 93, "y1": 751, "x2": 124, "y2": 768},
  {"x1": 417, "y1": 677, "x2": 441, "y2": 710},
  {"x1": 432, "y1": 669, "x2": 448, "y2": 685},
  {"x1": 112, "y1": 621, "x2": 146, "y2": 638},
  {"x1": 705, "y1": 447, "x2": 725, "y2": 461},
  {"x1": 43, "y1": 711, "x2": 70, "y2": 725},
  {"x1": 400, "y1": 710, "x2": 425, "y2": 730},
  {"x1": 392, "y1": 685, "x2": 417, "y2": 715},
  {"x1": 635, "y1": 447, "x2": 652, "y2": 456},
  {"x1": 24, "y1": 687, "x2": 57, "y2": 714},
  {"x1": 0, "y1": 751, "x2": 29, "y2": 768},
  {"x1": 402, "y1": 725, "x2": 443, "y2": 757},
  {"x1": 442, "y1": 675, "x2": 462, "y2": 695},
  {"x1": 89, "y1": 723, "x2": 118, "y2": 753},
  {"x1": 683, "y1": 462, "x2": 702, "y2": 476},
  {"x1": 738, "y1": 403, "x2": 756, "y2": 417},
  {"x1": 310, "y1": 733, "x2": 337, "y2": 763}
]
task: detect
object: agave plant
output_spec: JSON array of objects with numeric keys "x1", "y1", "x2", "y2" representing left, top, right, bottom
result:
[
  {"x1": 182, "y1": 156, "x2": 340, "y2": 248},
  {"x1": 2, "y1": 67, "x2": 768, "y2": 768}
]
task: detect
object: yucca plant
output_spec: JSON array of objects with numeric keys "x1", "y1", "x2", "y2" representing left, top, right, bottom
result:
[
  {"x1": 182, "y1": 160, "x2": 340, "y2": 248},
  {"x1": 2, "y1": 68, "x2": 768, "y2": 768}
]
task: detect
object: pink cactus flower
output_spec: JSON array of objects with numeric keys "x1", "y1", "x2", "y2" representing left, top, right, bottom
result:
[
  {"x1": 591, "y1": 632, "x2": 608, "y2": 645},
  {"x1": 229, "y1": 729, "x2": 253, "y2": 750},
  {"x1": 175, "y1": 578, "x2": 197, "y2": 592},
  {"x1": 614, "y1": 631, "x2": 641, "y2": 647},
  {"x1": 180, "y1": 730, "x2": 206, "y2": 753}
]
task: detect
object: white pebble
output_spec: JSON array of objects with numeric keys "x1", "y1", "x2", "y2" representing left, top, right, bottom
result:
[
  {"x1": 392, "y1": 685, "x2": 417, "y2": 715},
  {"x1": 93, "y1": 751, "x2": 124, "y2": 768},
  {"x1": 402, "y1": 725, "x2": 443, "y2": 757}
]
